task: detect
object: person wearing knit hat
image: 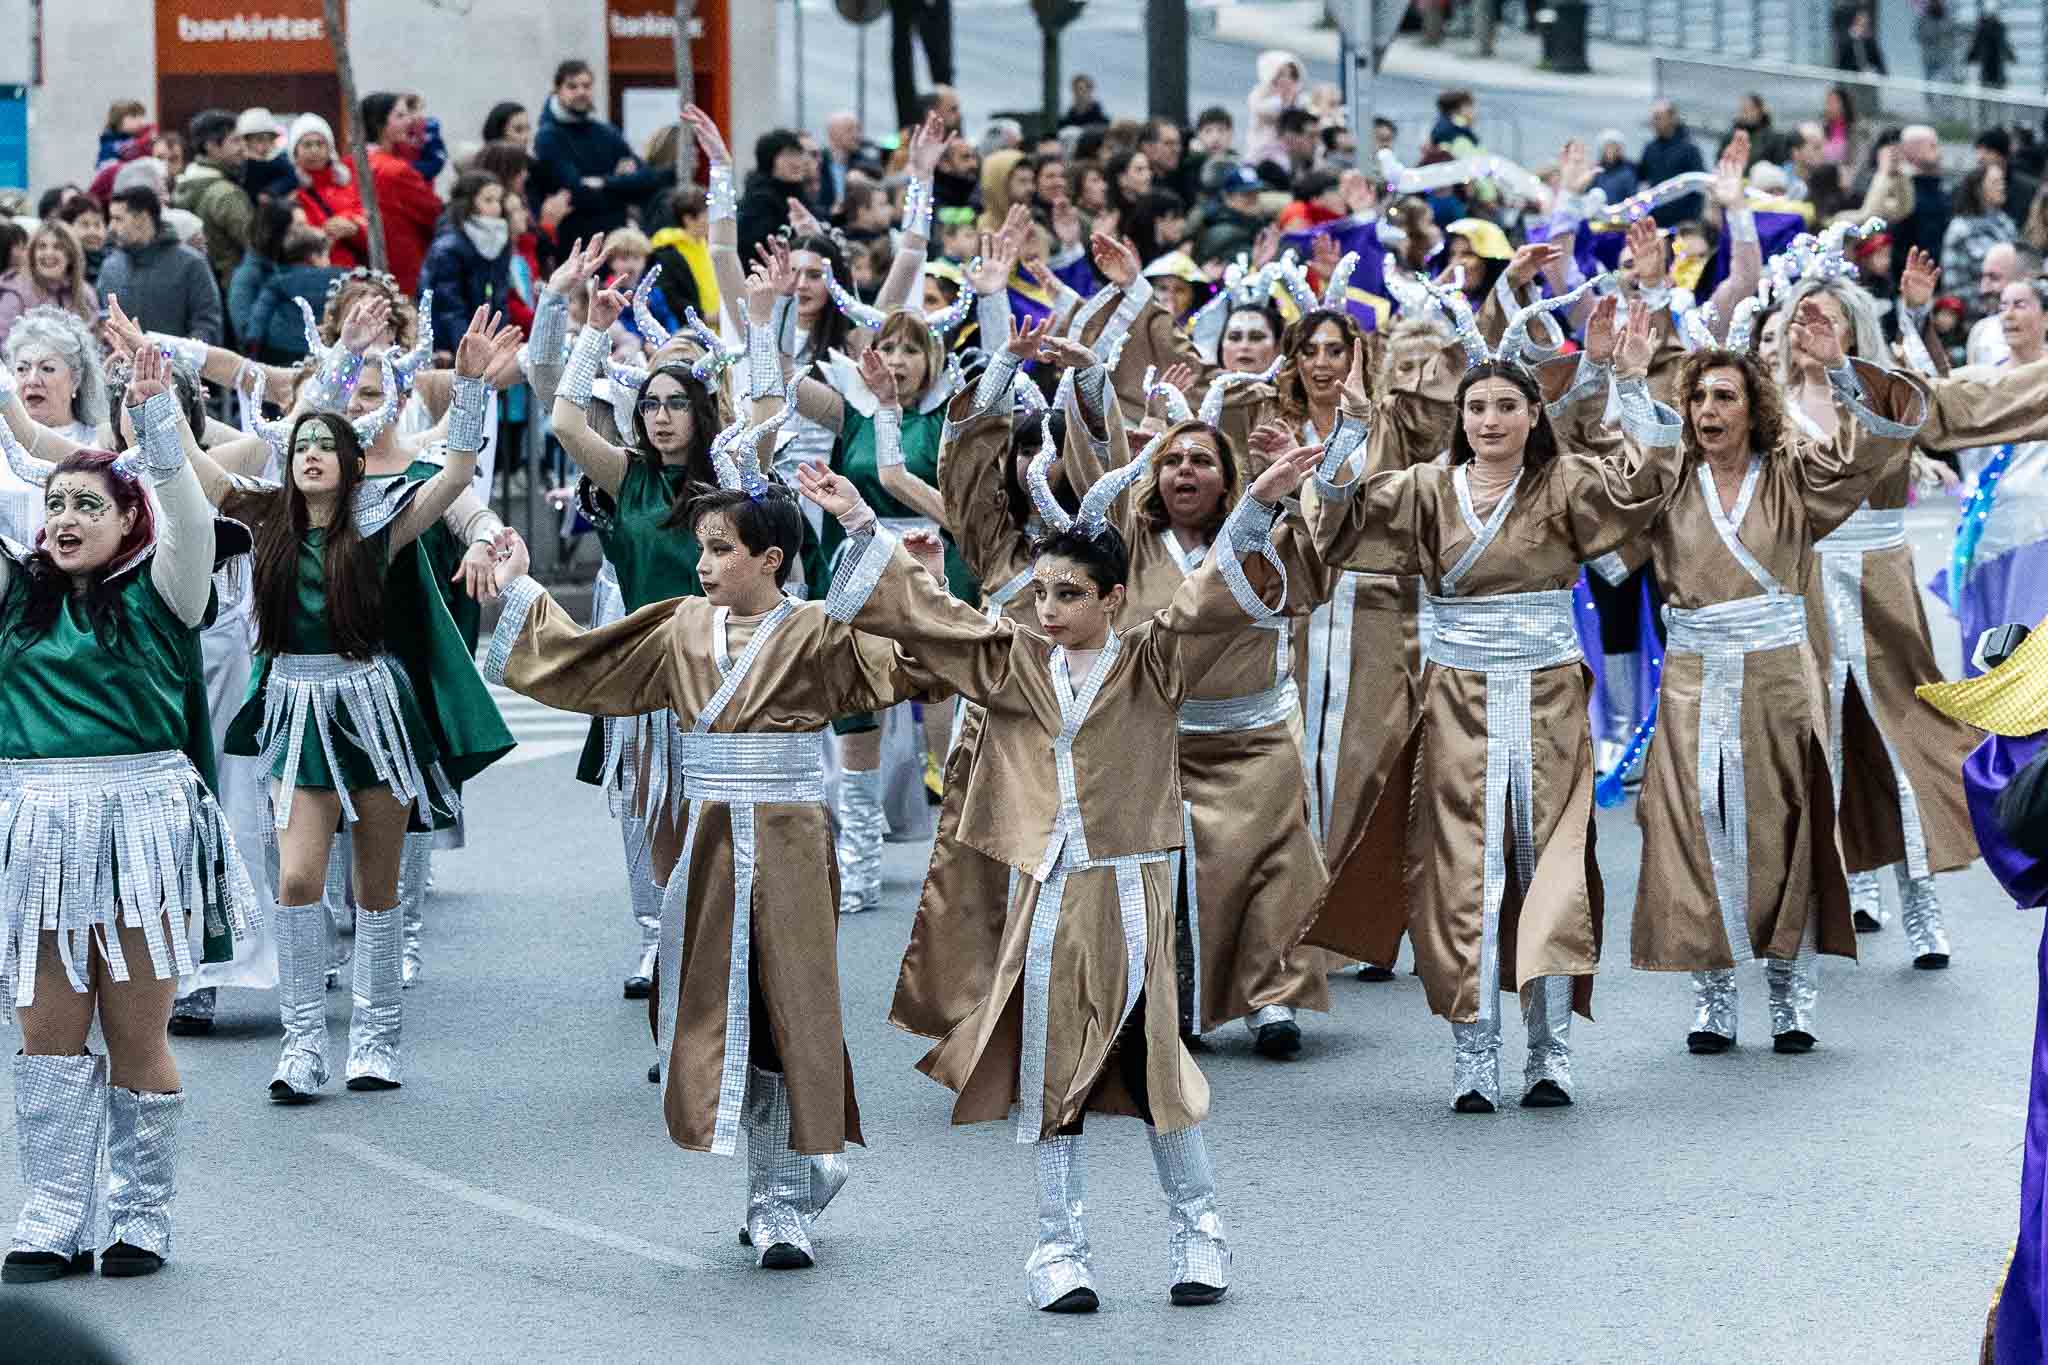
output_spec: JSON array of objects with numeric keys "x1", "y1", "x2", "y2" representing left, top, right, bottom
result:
[
  {"x1": 237, "y1": 107, "x2": 299, "y2": 204},
  {"x1": 287, "y1": 111, "x2": 366, "y2": 270},
  {"x1": 1141, "y1": 249, "x2": 1208, "y2": 322}
]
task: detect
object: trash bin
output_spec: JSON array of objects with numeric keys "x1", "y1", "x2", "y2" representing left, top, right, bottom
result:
[{"x1": 1537, "y1": 3, "x2": 1590, "y2": 75}]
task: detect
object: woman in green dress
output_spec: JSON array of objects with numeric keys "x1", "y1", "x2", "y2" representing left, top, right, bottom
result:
[
  {"x1": 194, "y1": 308, "x2": 518, "y2": 1102},
  {"x1": 0, "y1": 346, "x2": 258, "y2": 1283}
]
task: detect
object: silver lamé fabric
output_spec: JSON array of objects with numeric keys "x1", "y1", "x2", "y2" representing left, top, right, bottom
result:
[
  {"x1": 1662, "y1": 592, "x2": 1809, "y2": 965},
  {"x1": 742, "y1": 1067, "x2": 812, "y2": 1264},
  {"x1": 398, "y1": 829, "x2": 431, "y2": 988},
  {"x1": 1815, "y1": 505, "x2": 1933, "y2": 881},
  {"x1": 1897, "y1": 865, "x2": 1951, "y2": 958},
  {"x1": 1300, "y1": 575, "x2": 1357, "y2": 848},
  {"x1": 105, "y1": 1086, "x2": 182, "y2": 1259},
  {"x1": 270, "y1": 901, "x2": 331, "y2": 1093},
  {"x1": 0, "y1": 751, "x2": 257, "y2": 1011},
  {"x1": 1451, "y1": 1017, "x2": 1501, "y2": 1110},
  {"x1": 257, "y1": 653, "x2": 456, "y2": 830},
  {"x1": 1026, "y1": 1133, "x2": 1095, "y2": 1309},
  {"x1": 10, "y1": 1051, "x2": 104, "y2": 1258},
  {"x1": 1148, "y1": 1124, "x2": 1230, "y2": 1291},
  {"x1": 1691, "y1": 969, "x2": 1738, "y2": 1039},
  {"x1": 1764, "y1": 957, "x2": 1817, "y2": 1036},
  {"x1": 1521, "y1": 974, "x2": 1573, "y2": 1096},
  {"x1": 345, "y1": 907, "x2": 403, "y2": 1086}
]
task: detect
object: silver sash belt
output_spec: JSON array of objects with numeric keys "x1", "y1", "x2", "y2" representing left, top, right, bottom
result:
[
  {"x1": 1177, "y1": 682, "x2": 1298, "y2": 735},
  {"x1": 1421, "y1": 589, "x2": 1583, "y2": 1028},
  {"x1": 678, "y1": 732, "x2": 827, "y2": 804},
  {"x1": 1814, "y1": 523, "x2": 1932, "y2": 879},
  {"x1": 1662, "y1": 592, "x2": 1809, "y2": 964},
  {"x1": 258, "y1": 652, "x2": 456, "y2": 831},
  {"x1": 0, "y1": 751, "x2": 258, "y2": 1012},
  {"x1": 1814, "y1": 504, "x2": 1906, "y2": 554}
]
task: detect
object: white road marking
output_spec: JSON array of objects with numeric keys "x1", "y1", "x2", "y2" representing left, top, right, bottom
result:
[{"x1": 315, "y1": 1133, "x2": 714, "y2": 1270}]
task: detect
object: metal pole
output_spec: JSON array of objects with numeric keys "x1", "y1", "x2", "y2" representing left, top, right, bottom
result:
[
  {"x1": 1348, "y1": 0, "x2": 1376, "y2": 152},
  {"x1": 793, "y1": 0, "x2": 807, "y2": 131},
  {"x1": 1146, "y1": 0, "x2": 1190, "y2": 128},
  {"x1": 857, "y1": 22, "x2": 868, "y2": 132}
]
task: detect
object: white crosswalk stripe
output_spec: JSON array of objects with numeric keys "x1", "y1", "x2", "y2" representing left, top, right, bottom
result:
[{"x1": 489, "y1": 685, "x2": 594, "y2": 767}]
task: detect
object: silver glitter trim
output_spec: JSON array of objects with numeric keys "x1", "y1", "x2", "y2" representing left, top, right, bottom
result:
[
  {"x1": 1521, "y1": 974, "x2": 1573, "y2": 1096},
  {"x1": 707, "y1": 162, "x2": 736, "y2": 222},
  {"x1": 1177, "y1": 681, "x2": 1298, "y2": 734},
  {"x1": 1302, "y1": 575, "x2": 1359, "y2": 848},
  {"x1": 135, "y1": 392, "x2": 185, "y2": 478},
  {"x1": 742, "y1": 1067, "x2": 814, "y2": 1263},
  {"x1": 1036, "y1": 634, "x2": 1123, "y2": 879},
  {"x1": 872, "y1": 404, "x2": 904, "y2": 469},
  {"x1": 1763, "y1": 956, "x2": 1817, "y2": 1035},
  {"x1": 1696, "y1": 459, "x2": 1780, "y2": 593},
  {"x1": 1313, "y1": 410, "x2": 1372, "y2": 486},
  {"x1": 483, "y1": 575, "x2": 546, "y2": 685},
  {"x1": 1545, "y1": 353, "x2": 1608, "y2": 421},
  {"x1": 1025, "y1": 1134, "x2": 1095, "y2": 1308},
  {"x1": 9, "y1": 1051, "x2": 105, "y2": 1258},
  {"x1": 351, "y1": 475, "x2": 419, "y2": 538},
  {"x1": 559, "y1": 325, "x2": 608, "y2": 408},
  {"x1": 973, "y1": 349, "x2": 1023, "y2": 416},
  {"x1": 105, "y1": 1086, "x2": 182, "y2": 1259},
  {"x1": 528, "y1": 289, "x2": 569, "y2": 364},
  {"x1": 445, "y1": 374, "x2": 489, "y2": 453},
  {"x1": 1424, "y1": 589, "x2": 1582, "y2": 672},
  {"x1": 1148, "y1": 1124, "x2": 1231, "y2": 1291},
  {"x1": 823, "y1": 525, "x2": 898, "y2": 623},
  {"x1": 1176, "y1": 801, "x2": 1203, "y2": 1035},
  {"x1": 344, "y1": 906, "x2": 403, "y2": 1085},
  {"x1": 1451, "y1": 1017, "x2": 1501, "y2": 1108},
  {"x1": 1896, "y1": 866, "x2": 1950, "y2": 957},
  {"x1": 746, "y1": 312, "x2": 784, "y2": 400},
  {"x1": 1829, "y1": 360, "x2": 1925, "y2": 441},
  {"x1": 681, "y1": 732, "x2": 827, "y2": 804},
  {"x1": 1588, "y1": 550, "x2": 1630, "y2": 586},
  {"x1": 1212, "y1": 497, "x2": 1285, "y2": 623},
  {"x1": 902, "y1": 176, "x2": 934, "y2": 240},
  {"x1": 1663, "y1": 592, "x2": 1810, "y2": 964},
  {"x1": 1614, "y1": 376, "x2": 1681, "y2": 448},
  {"x1": 1813, "y1": 504, "x2": 1906, "y2": 553},
  {"x1": 1691, "y1": 968, "x2": 1737, "y2": 1039},
  {"x1": 256, "y1": 652, "x2": 455, "y2": 831},
  {"x1": 270, "y1": 900, "x2": 330, "y2": 1092},
  {"x1": 0, "y1": 752, "x2": 256, "y2": 1011}
]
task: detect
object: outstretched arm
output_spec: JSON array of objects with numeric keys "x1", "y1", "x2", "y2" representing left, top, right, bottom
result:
[
  {"x1": 124, "y1": 348, "x2": 217, "y2": 628},
  {"x1": 549, "y1": 276, "x2": 636, "y2": 497},
  {"x1": 389, "y1": 309, "x2": 521, "y2": 552}
]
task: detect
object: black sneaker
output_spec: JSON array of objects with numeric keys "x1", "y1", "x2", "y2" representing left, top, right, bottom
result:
[
  {"x1": 1772, "y1": 1030, "x2": 1816, "y2": 1054},
  {"x1": 1853, "y1": 910, "x2": 1883, "y2": 933},
  {"x1": 2, "y1": 1249, "x2": 91, "y2": 1283},
  {"x1": 1687, "y1": 1031, "x2": 1735, "y2": 1054},
  {"x1": 622, "y1": 974, "x2": 652, "y2": 1000},
  {"x1": 1252, "y1": 1018, "x2": 1302, "y2": 1058},
  {"x1": 1170, "y1": 1280, "x2": 1226, "y2": 1306},
  {"x1": 99, "y1": 1241, "x2": 164, "y2": 1277},
  {"x1": 1044, "y1": 1286, "x2": 1099, "y2": 1313}
]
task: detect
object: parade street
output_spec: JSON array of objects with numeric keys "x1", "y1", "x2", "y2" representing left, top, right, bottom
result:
[{"x1": 4, "y1": 507, "x2": 2024, "y2": 1363}]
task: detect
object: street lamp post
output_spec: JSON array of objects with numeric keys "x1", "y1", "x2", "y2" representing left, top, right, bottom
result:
[{"x1": 1147, "y1": 0, "x2": 1189, "y2": 129}]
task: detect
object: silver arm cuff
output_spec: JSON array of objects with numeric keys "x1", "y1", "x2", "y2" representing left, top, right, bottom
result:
[
  {"x1": 560, "y1": 326, "x2": 608, "y2": 407},
  {"x1": 974, "y1": 349, "x2": 1022, "y2": 415},
  {"x1": 873, "y1": 404, "x2": 905, "y2": 468},
  {"x1": 707, "y1": 162, "x2": 736, "y2": 224},
  {"x1": 976, "y1": 288, "x2": 1013, "y2": 354},
  {"x1": 0, "y1": 425, "x2": 53, "y2": 486},
  {"x1": 1615, "y1": 376, "x2": 1682, "y2": 446},
  {"x1": 483, "y1": 574, "x2": 547, "y2": 685},
  {"x1": 1546, "y1": 353, "x2": 1610, "y2": 419},
  {"x1": 1216, "y1": 496, "x2": 1285, "y2": 623},
  {"x1": 902, "y1": 176, "x2": 934, "y2": 241},
  {"x1": 529, "y1": 289, "x2": 570, "y2": 363},
  {"x1": 1316, "y1": 409, "x2": 1371, "y2": 485},
  {"x1": 1830, "y1": 359, "x2": 1926, "y2": 440},
  {"x1": 134, "y1": 392, "x2": 186, "y2": 480},
  {"x1": 447, "y1": 374, "x2": 490, "y2": 452},
  {"x1": 1898, "y1": 306, "x2": 1940, "y2": 378},
  {"x1": 1728, "y1": 209, "x2": 1759, "y2": 244},
  {"x1": 747, "y1": 315, "x2": 784, "y2": 399},
  {"x1": 824, "y1": 522, "x2": 896, "y2": 623},
  {"x1": 1075, "y1": 364, "x2": 1109, "y2": 420}
]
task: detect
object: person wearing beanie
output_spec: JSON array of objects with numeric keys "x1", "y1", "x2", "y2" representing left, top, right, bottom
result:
[
  {"x1": 288, "y1": 112, "x2": 367, "y2": 270},
  {"x1": 236, "y1": 107, "x2": 299, "y2": 203}
]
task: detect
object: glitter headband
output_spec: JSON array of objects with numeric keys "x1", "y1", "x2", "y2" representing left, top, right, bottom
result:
[
  {"x1": 1141, "y1": 364, "x2": 1193, "y2": 423},
  {"x1": 710, "y1": 398, "x2": 799, "y2": 498},
  {"x1": 1198, "y1": 353, "x2": 1283, "y2": 425}
]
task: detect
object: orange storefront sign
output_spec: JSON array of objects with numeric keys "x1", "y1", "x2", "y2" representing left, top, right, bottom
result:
[
  {"x1": 604, "y1": 0, "x2": 729, "y2": 131},
  {"x1": 156, "y1": 0, "x2": 340, "y2": 77}
]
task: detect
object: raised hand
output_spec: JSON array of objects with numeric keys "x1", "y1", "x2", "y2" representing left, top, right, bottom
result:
[
  {"x1": 1051, "y1": 196, "x2": 1083, "y2": 249},
  {"x1": 1251, "y1": 224, "x2": 1282, "y2": 270},
  {"x1": 1559, "y1": 139, "x2": 1594, "y2": 195},
  {"x1": 794, "y1": 459, "x2": 861, "y2": 518},
  {"x1": 1901, "y1": 245, "x2": 1940, "y2": 310},
  {"x1": 786, "y1": 196, "x2": 823, "y2": 239},
  {"x1": 1021, "y1": 259, "x2": 1062, "y2": 300},
  {"x1": 454, "y1": 306, "x2": 522, "y2": 378},
  {"x1": 546, "y1": 236, "x2": 598, "y2": 296},
  {"x1": 681, "y1": 103, "x2": 731, "y2": 167},
  {"x1": 1615, "y1": 297, "x2": 1655, "y2": 378},
  {"x1": 1340, "y1": 338, "x2": 1370, "y2": 408},
  {"x1": 1506, "y1": 241, "x2": 1562, "y2": 289},
  {"x1": 1247, "y1": 442, "x2": 1324, "y2": 503},
  {"x1": 745, "y1": 264, "x2": 779, "y2": 326},
  {"x1": 1712, "y1": 130, "x2": 1750, "y2": 208},
  {"x1": 1092, "y1": 230, "x2": 1141, "y2": 289},
  {"x1": 1788, "y1": 298, "x2": 1845, "y2": 370},
  {"x1": 859, "y1": 347, "x2": 900, "y2": 405},
  {"x1": 1035, "y1": 334, "x2": 1098, "y2": 371},
  {"x1": 127, "y1": 341, "x2": 171, "y2": 401},
  {"x1": 966, "y1": 224, "x2": 1020, "y2": 294},
  {"x1": 1625, "y1": 218, "x2": 1666, "y2": 289},
  {"x1": 489, "y1": 527, "x2": 530, "y2": 593},
  {"x1": 754, "y1": 238, "x2": 797, "y2": 296},
  {"x1": 1339, "y1": 168, "x2": 1376, "y2": 216},
  {"x1": 103, "y1": 293, "x2": 150, "y2": 357},
  {"x1": 1583, "y1": 294, "x2": 1619, "y2": 365},
  {"x1": 903, "y1": 528, "x2": 947, "y2": 582},
  {"x1": 1005, "y1": 313, "x2": 1054, "y2": 360},
  {"x1": 1247, "y1": 419, "x2": 1293, "y2": 464},
  {"x1": 906, "y1": 110, "x2": 947, "y2": 179},
  {"x1": 587, "y1": 286, "x2": 628, "y2": 332},
  {"x1": 339, "y1": 294, "x2": 393, "y2": 353}
]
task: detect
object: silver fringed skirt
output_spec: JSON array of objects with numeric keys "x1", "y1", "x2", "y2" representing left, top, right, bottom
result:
[
  {"x1": 0, "y1": 751, "x2": 259, "y2": 1012},
  {"x1": 255, "y1": 652, "x2": 457, "y2": 829}
]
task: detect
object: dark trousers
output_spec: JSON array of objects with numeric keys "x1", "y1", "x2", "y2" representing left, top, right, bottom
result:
[{"x1": 891, "y1": 0, "x2": 956, "y2": 130}]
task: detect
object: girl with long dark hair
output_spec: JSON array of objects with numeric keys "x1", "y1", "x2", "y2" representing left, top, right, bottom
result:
[{"x1": 0, "y1": 346, "x2": 257, "y2": 1283}]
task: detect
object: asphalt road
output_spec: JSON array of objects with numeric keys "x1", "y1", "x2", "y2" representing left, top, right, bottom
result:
[{"x1": 0, "y1": 503, "x2": 2030, "y2": 1362}]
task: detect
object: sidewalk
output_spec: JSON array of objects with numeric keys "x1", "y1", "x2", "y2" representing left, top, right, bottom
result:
[{"x1": 1203, "y1": 1, "x2": 1655, "y2": 99}]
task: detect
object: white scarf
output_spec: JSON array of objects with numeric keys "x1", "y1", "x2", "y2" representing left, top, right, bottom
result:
[{"x1": 463, "y1": 216, "x2": 510, "y2": 260}]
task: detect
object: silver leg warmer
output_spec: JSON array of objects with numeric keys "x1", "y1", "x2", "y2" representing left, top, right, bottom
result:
[
  {"x1": 1848, "y1": 868, "x2": 1887, "y2": 928},
  {"x1": 834, "y1": 767, "x2": 885, "y2": 915},
  {"x1": 742, "y1": 1068, "x2": 813, "y2": 1265},
  {"x1": 1691, "y1": 969, "x2": 1738, "y2": 1041},
  {"x1": 1148, "y1": 1124, "x2": 1231, "y2": 1294},
  {"x1": 1764, "y1": 957, "x2": 1818, "y2": 1038},
  {"x1": 105, "y1": 1087, "x2": 182, "y2": 1259},
  {"x1": 1896, "y1": 866, "x2": 1951, "y2": 961},
  {"x1": 271, "y1": 901, "x2": 331, "y2": 1094},
  {"x1": 808, "y1": 1153, "x2": 849, "y2": 1225},
  {"x1": 1521, "y1": 974, "x2": 1574, "y2": 1099},
  {"x1": 346, "y1": 907, "x2": 404, "y2": 1087},
  {"x1": 1025, "y1": 1133, "x2": 1095, "y2": 1309},
  {"x1": 1451, "y1": 1016, "x2": 1501, "y2": 1110},
  {"x1": 624, "y1": 819, "x2": 661, "y2": 983},
  {"x1": 398, "y1": 831, "x2": 432, "y2": 988},
  {"x1": 10, "y1": 1052, "x2": 105, "y2": 1258}
]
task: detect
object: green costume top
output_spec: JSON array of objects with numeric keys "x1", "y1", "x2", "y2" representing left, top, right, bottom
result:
[
  {"x1": 816, "y1": 404, "x2": 980, "y2": 602},
  {"x1": 586, "y1": 458, "x2": 705, "y2": 611},
  {"x1": 401, "y1": 454, "x2": 482, "y2": 654}
]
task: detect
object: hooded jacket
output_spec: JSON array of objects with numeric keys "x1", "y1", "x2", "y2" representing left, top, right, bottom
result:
[
  {"x1": 95, "y1": 223, "x2": 223, "y2": 344},
  {"x1": 172, "y1": 160, "x2": 255, "y2": 288}
]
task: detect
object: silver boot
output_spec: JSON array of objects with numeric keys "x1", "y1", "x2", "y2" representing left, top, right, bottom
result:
[
  {"x1": 622, "y1": 819, "x2": 660, "y2": 996},
  {"x1": 1244, "y1": 1003, "x2": 1303, "y2": 1058},
  {"x1": 7, "y1": 1053, "x2": 105, "y2": 1279},
  {"x1": 1689, "y1": 969, "x2": 1738, "y2": 1051},
  {"x1": 834, "y1": 767, "x2": 885, "y2": 915},
  {"x1": 1148, "y1": 1124, "x2": 1231, "y2": 1305},
  {"x1": 1451, "y1": 1016, "x2": 1502, "y2": 1112},
  {"x1": 346, "y1": 907, "x2": 404, "y2": 1089},
  {"x1": 103, "y1": 1087, "x2": 182, "y2": 1272},
  {"x1": 270, "y1": 901, "x2": 331, "y2": 1100},
  {"x1": 1896, "y1": 867, "x2": 1952, "y2": 968},
  {"x1": 742, "y1": 1068, "x2": 814, "y2": 1268},
  {"x1": 398, "y1": 831, "x2": 432, "y2": 988},
  {"x1": 1025, "y1": 1133, "x2": 1096, "y2": 1311},
  {"x1": 1521, "y1": 974, "x2": 1574, "y2": 1106},
  {"x1": 1764, "y1": 957, "x2": 1818, "y2": 1051},
  {"x1": 1848, "y1": 868, "x2": 1887, "y2": 931}
]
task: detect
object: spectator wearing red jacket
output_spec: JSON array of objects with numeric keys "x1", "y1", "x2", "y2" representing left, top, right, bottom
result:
[
  {"x1": 288, "y1": 113, "x2": 368, "y2": 271},
  {"x1": 362, "y1": 91, "x2": 442, "y2": 294}
]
